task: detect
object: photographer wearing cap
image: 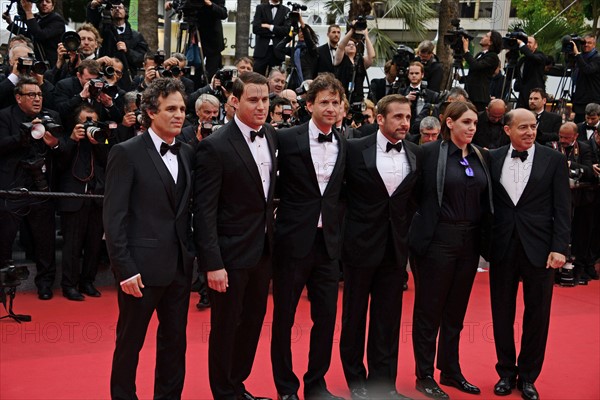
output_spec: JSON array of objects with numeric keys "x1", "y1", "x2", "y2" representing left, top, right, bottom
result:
[
  {"x1": 0, "y1": 76, "x2": 62, "y2": 300},
  {"x1": 2, "y1": 0, "x2": 65, "y2": 67},
  {"x1": 55, "y1": 104, "x2": 110, "y2": 300},
  {"x1": 462, "y1": 30, "x2": 502, "y2": 112},
  {"x1": 571, "y1": 34, "x2": 600, "y2": 123},
  {"x1": 0, "y1": 44, "x2": 56, "y2": 110},
  {"x1": 514, "y1": 36, "x2": 546, "y2": 109},
  {"x1": 87, "y1": 0, "x2": 149, "y2": 84}
]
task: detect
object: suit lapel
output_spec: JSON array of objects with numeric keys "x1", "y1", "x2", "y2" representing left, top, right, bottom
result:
[
  {"x1": 296, "y1": 126, "x2": 320, "y2": 192},
  {"x1": 175, "y1": 148, "x2": 191, "y2": 218},
  {"x1": 436, "y1": 141, "x2": 448, "y2": 207},
  {"x1": 362, "y1": 136, "x2": 389, "y2": 196},
  {"x1": 265, "y1": 128, "x2": 277, "y2": 202},
  {"x1": 142, "y1": 133, "x2": 177, "y2": 210},
  {"x1": 517, "y1": 143, "x2": 548, "y2": 206},
  {"x1": 391, "y1": 140, "x2": 417, "y2": 197},
  {"x1": 228, "y1": 126, "x2": 264, "y2": 198}
]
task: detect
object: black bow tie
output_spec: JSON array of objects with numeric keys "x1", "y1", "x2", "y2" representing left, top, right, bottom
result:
[
  {"x1": 270, "y1": 4, "x2": 280, "y2": 9},
  {"x1": 250, "y1": 129, "x2": 264, "y2": 142},
  {"x1": 318, "y1": 133, "x2": 333, "y2": 143},
  {"x1": 160, "y1": 141, "x2": 181, "y2": 156},
  {"x1": 386, "y1": 141, "x2": 403, "y2": 153},
  {"x1": 585, "y1": 124, "x2": 597, "y2": 130},
  {"x1": 511, "y1": 149, "x2": 528, "y2": 162}
]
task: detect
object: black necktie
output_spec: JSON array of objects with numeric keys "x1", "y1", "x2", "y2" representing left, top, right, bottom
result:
[
  {"x1": 511, "y1": 149, "x2": 528, "y2": 162},
  {"x1": 250, "y1": 129, "x2": 264, "y2": 142},
  {"x1": 386, "y1": 141, "x2": 402, "y2": 153},
  {"x1": 318, "y1": 133, "x2": 333, "y2": 143},
  {"x1": 160, "y1": 141, "x2": 181, "y2": 156}
]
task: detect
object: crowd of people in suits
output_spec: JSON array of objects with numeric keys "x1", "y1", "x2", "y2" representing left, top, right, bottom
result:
[{"x1": 1, "y1": 1, "x2": 599, "y2": 400}]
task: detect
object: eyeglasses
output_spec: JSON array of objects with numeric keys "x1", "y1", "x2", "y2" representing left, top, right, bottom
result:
[
  {"x1": 459, "y1": 157, "x2": 474, "y2": 177},
  {"x1": 114, "y1": 70, "x2": 123, "y2": 76},
  {"x1": 19, "y1": 92, "x2": 43, "y2": 99},
  {"x1": 346, "y1": 43, "x2": 356, "y2": 47},
  {"x1": 112, "y1": 5, "x2": 125, "y2": 10}
]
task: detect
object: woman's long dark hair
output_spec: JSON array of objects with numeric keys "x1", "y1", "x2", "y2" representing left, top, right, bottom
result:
[{"x1": 440, "y1": 101, "x2": 478, "y2": 140}]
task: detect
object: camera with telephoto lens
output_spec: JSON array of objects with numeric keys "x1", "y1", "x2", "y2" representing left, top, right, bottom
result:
[
  {"x1": 214, "y1": 68, "x2": 237, "y2": 92},
  {"x1": 569, "y1": 167, "x2": 584, "y2": 181},
  {"x1": 0, "y1": 260, "x2": 30, "y2": 288},
  {"x1": 295, "y1": 81, "x2": 310, "y2": 96},
  {"x1": 20, "y1": 112, "x2": 63, "y2": 142},
  {"x1": 83, "y1": 117, "x2": 117, "y2": 143},
  {"x1": 88, "y1": 78, "x2": 119, "y2": 99},
  {"x1": 286, "y1": 2, "x2": 307, "y2": 29},
  {"x1": 162, "y1": 65, "x2": 182, "y2": 78},
  {"x1": 502, "y1": 28, "x2": 529, "y2": 51},
  {"x1": 17, "y1": 54, "x2": 48, "y2": 76},
  {"x1": 561, "y1": 34, "x2": 585, "y2": 54},
  {"x1": 444, "y1": 19, "x2": 474, "y2": 57},
  {"x1": 61, "y1": 31, "x2": 81, "y2": 60},
  {"x1": 349, "y1": 101, "x2": 367, "y2": 124},
  {"x1": 199, "y1": 117, "x2": 221, "y2": 138}
]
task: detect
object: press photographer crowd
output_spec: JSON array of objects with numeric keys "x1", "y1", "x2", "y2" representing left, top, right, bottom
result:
[{"x1": 0, "y1": 0, "x2": 599, "y2": 399}]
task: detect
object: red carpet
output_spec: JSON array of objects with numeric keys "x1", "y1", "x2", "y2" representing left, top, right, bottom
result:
[{"x1": 1, "y1": 272, "x2": 598, "y2": 400}]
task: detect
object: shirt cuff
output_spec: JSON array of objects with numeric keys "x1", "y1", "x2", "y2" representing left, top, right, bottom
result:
[
  {"x1": 8, "y1": 73, "x2": 19, "y2": 86},
  {"x1": 120, "y1": 273, "x2": 140, "y2": 286}
]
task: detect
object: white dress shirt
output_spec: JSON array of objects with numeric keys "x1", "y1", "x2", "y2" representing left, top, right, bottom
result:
[
  {"x1": 309, "y1": 119, "x2": 339, "y2": 227},
  {"x1": 235, "y1": 115, "x2": 272, "y2": 201},
  {"x1": 148, "y1": 128, "x2": 179, "y2": 183},
  {"x1": 375, "y1": 130, "x2": 411, "y2": 196},
  {"x1": 500, "y1": 144, "x2": 536, "y2": 205}
]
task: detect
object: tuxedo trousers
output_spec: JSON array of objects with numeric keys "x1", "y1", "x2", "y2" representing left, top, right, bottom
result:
[
  {"x1": 110, "y1": 258, "x2": 191, "y2": 400},
  {"x1": 208, "y1": 242, "x2": 272, "y2": 400},
  {"x1": 412, "y1": 222, "x2": 480, "y2": 379},
  {"x1": 490, "y1": 232, "x2": 555, "y2": 383}
]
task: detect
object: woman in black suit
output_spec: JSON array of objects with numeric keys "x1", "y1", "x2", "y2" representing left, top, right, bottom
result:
[{"x1": 409, "y1": 101, "x2": 493, "y2": 398}]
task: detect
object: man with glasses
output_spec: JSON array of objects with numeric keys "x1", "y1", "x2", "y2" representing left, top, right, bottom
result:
[
  {"x1": 87, "y1": 0, "x2": 149, "y2": 83},
  {"x1": 0, "y1": 77, "x2": 62, "y2": 300},
  {"x1": 571, "y1": 34, "x2": 600, "y2": 123}
]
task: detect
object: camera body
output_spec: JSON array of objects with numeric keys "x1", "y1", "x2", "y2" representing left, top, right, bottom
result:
[
  {"x1": 17, "y1": 54, "x2": 48, "y2": 76},
  {"x1": 89, "y1": 78, "x2": 119, "y2": 99},
  {"x1": 20, "y1": 112, "x2": 63, "y2": 141},
  {"x1": 199, "y1": 117, "x2": 222, "y2": 138},
  {"x1": 82, "y1": 116, "x2": 117, "y2": 143},
  {"x1": 0, "y1": 261, "x2": 30, "y2": 288},
  {"x1": 562, "y1": 34, "x2": 585, "y2": 54},
  {"x1": 502, "y1": 28, "x2": 528, "y2": 51},
  {"x1": 444, "y1": 19, "x2": 474, "y2": 57},
  {"x1": 215, "y1": 68, "x2": 237, "y2": 92}
]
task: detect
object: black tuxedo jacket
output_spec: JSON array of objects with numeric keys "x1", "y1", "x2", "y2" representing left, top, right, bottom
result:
[
  {"x1": 103, "y1": 132, "x2": 195, "y2": 285},
  {"x1": 369, "y1": 78, "x2": 392, "y2": 103},
  {"x1": 409, "y1": 141, "x2": 493, "y2": 258},
  {"x1": 316, "y1": 43, "x2": 336, "y2": 74},
  {"x1": 489, "y1": 144, "x2": 570, "y2": 267},
  {"x1": 577, "y1": 121, "x2": 598, "y2": 141},
  {"x1": 195, "y1": 0, "x2": 228, "y2": 56},
  {"x1": 464, "y1": 51, "x2": 500, "y2": 104},
  {"x1": 536, "y1": 111, "x2": 562, "y2": 144},
  {"x1": 275, "y1": 123, "x2": 346, "y2": 259},
  {"x1": 252, "y1": 3, "x2": 291, "y2": 58},
  {"x1": 343, "y1": 135, "x2": 422, "y2": 267},
  {"x1": 193, "y1": 120, "x2": 278, "y2": 271}
]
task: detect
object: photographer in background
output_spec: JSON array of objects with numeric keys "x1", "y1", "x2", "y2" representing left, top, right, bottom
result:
[
  {"x1": 401, "y1": 61, "x2": 440, "y2": 134},
  {"x1": 55, "y1": 105, "x2": 110, "y2": 301},
  {"x1": 274, "y1": 12, "x2": 318, "y2": 90},
  {"x1": 416, "y1": 40, "x2": 443, "y2": 92},
  {"x1": 462, "y1": 30, "x2": 502, "y2": 111},
  {"x1": 87, "y1": 0, "x2": 149, "y2": 84},
  {"x1": 252, "y1": 0, "x2": 291, "y2": 76},
  {"x1": 177, "y1": 93, "x2": 220, "y2": 147},
  {"x1": 334, "y1": 21, "x2": 375, "y2": 104},
  {"x1": 268, "y1": 95, "x2": 293, "y2": 128},
  {"x1": 0, "y1": 77, "x2": 62, "y2": 300},
  {"x1": 2, "y1": 0, "x2": 65, "y2": 67},
  {"x1": 114, "y1": 91, "x2": 144, "y2": 142},
  {"x1": 369, "y1": 60, "x2": 397, "y2": 104},
  {"x1": 514, "y1": 35, "x2": 546, "y2": 109},
  {"x1": 0, "y1": 44, "x2": 56, "y2": 110},
  {"x1": 571, "y1": 34, "x2": 600, "y2": 123}
]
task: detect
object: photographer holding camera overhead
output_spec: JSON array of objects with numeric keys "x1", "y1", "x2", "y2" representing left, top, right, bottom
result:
[
  {"x1": 334, "y1": 17, "x2": 376, "y2": 104},
  {"x1": 2, "y1": 0, "x2": 65, "y2": 67},
  {"x1": 462, "y1": 30, "x2": 502, "y2": 112},
  {"x1": 514, "y1": 34, "x2": 546, "y2": 109},
  {"x1": 0, "y1": 76, "x2": 62, "y2": 300},
  {"x1": 86, "y1": 0, "x2": 149, "y2": 84},
  {"x1": 570, "y1": 34, "x2": 600, "y2": 123}
]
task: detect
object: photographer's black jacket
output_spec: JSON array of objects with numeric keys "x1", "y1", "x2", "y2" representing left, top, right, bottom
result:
[
  {"x1": 6, "y1": 11, "x2": 65, "y2": 66},
  {"x1": 515, "y1": 45, "x2": 546, "y2": 108},
  {"x1": 86, "y1": 5, "x2": 149, "y2": 79},
  {"x1": 0, "y1": 76, "x2": 56, "y2": 110},
  {"x1": 274, "y1": 25, "x2": 318, "y2": 87},
  {"x1": 464, "y1": 50, "x2": 500, "y2": 106},
  {"x1": 0, "y1": 105, "x2": 62, "y2": 195},
  {"x1": 572, "y1": 49, "x2": 600, "y2": 114},
  {"x1": 192, "y1": 0, "x2": 228, "y2": 56}
]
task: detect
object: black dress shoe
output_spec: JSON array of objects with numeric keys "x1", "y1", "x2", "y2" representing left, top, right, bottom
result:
[
  {"x1": 494, "y1": 377, "x2": 516, "y2": 396},
  {"x1": 38, "y1": 286, "x2": 53, "y2": 300},
  {"x1": 238, "y1": 391, "x2": 272, "y2": 400},
  {"x1": 440, "y1": 374, "x2": 480, "y2": 394},
  {"x1": 517, "y1": 380, "x2": 539, "y2": 400},
  {"x1": 79, "y1": 283, "x2": 101, "y2": 297},
  {"x1": 62, "y1": 287, "x2": 84, "y2": 301},
  {"x1": 415, "y1": 377, "x2": 449, "y2": 399},
  {"x1": 385, "y1": 390, "x2": 412, "y2": 399},
  {"x1": 277, "y1": 394, "x2": 299, "y2": 400},
  {"x1": 196, "y1": 295, "x2": 210, "y2": 309},
  {"x1": 350, "y1": 387, "x2": 369, "y2": 400},
  {"x1": 304, "y1": 388, "x2": 345, "y2": 400}
]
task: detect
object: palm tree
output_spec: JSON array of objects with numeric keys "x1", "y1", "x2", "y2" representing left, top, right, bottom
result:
[
  {"x1": 235, "y1": 0, "x2": 253, "y2": 58},
  {"x1": 437, "y1": 0, "x2": 460, "y2": 90},
  {"x1": 138, "y1": 0, "x2": 158, "y2": 51}
]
